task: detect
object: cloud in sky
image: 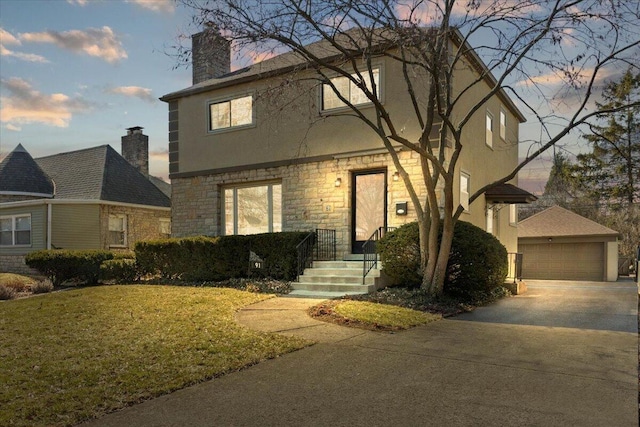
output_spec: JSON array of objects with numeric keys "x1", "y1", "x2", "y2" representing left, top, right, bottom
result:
[
  {"x1": 106, "y1": 86, "x2": 155, "y2": 103},
  {"x1": 20, "y1": 26, "x2": 127, "y2": 63},
  {"x1": 0, "y1": 28, "x2": 50, "y2": 63},
  {"x1": 127, "y1": 0, "x2": 175, "y2": 13},
  {"x1": 0, "y1": 77, "x2": 93, "y2": 128}
]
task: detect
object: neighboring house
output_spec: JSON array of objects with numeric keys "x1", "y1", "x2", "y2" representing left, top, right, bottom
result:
[
  {"x1": 518, "y1": 206, "x2": 619, "y2": 282},
  {"x1": 0, "y1": 127, "x2": 171, "y2": 274},
  {"x1": 160, "y1": 27, "x2": 533, "y2": 261}
]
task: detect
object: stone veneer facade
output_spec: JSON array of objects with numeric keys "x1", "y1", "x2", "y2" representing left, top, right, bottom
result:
[
  {"x1": 171, "y1": 150, "x2": 434, "y2": 258},
  {"x1": 0, "y1": 255, "x2": 40, "y2": 276}
]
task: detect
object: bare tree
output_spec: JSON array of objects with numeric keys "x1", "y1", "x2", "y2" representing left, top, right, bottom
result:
[{"x1": 175, "y1": 0, "x2": 640, "y2": 295}]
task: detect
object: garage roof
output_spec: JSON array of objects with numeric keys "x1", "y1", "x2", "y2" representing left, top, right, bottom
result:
[{"x1": 519, "y1": 205, "x2": 619, "y2": 238}]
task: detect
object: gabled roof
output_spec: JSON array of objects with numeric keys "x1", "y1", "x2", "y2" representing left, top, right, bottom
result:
[
  {"x1": 0, "y1": 144, "x2": 54, "y2": 197},
  {"x1": 35, "y1": 145, "x2": 170, "y2": 207},
  {"x1": 519, "y1": 205, "x2": 618, "y2": 238}
]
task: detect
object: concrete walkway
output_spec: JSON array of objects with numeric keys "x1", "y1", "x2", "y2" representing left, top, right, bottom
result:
[{"x1": 82, "y1": 291, "x2": 638, "y2": 427}]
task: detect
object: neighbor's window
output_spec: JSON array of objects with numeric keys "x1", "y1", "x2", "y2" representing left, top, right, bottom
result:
[
  {"x1": 108, "y1": 214, "x2": 127, "y2": 247},
  {"x1": 486, "y1": 111, "x2": 494, "y2": 148},
  {"x1": 224, "y1": 182, "x2": 282, "y2": 235},
  {"x1": 509, "y1": 204, "x2": 517, "y2": 225},
  {"x1": 159, "y1": 218, "x2": 171, "y2": 238},
  {"x1": 499, "y1": 109, "x2": 507, "y2": 140},
  {"x1": 322, "y1": 68, "x2": 380, "y2": 110},
  {"x1": 460, "y1": 172, "x2": 470, "y2": 212},
  {"x1": 209, "y1": 95, "x2": 253, "y2": 131},
  {"x1": 0, "y1": 214, "x2": 31, "y2": 246}
]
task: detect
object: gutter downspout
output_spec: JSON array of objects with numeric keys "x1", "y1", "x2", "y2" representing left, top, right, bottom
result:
[{"x1": 47, "y1": 202, "x2": 52, "y2": 250}]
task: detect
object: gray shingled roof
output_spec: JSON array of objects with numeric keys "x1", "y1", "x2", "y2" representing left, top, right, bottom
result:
[
  {"x1": 519, "y1": 205, "x2": 619, "y2": 238},
  {"x1": 35, "y1": 145, "x2": 170, "y2": 207},
  {"x1": 0, "y1": 144, "x2": 54, "y2": 196}
]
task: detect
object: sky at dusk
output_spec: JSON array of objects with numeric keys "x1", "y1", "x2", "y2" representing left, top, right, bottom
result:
[{"x1": 0, "y1": 0, "x2": 576, "y2": 191}]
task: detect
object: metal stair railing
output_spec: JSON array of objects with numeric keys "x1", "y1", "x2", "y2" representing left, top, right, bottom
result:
[
  {"x1": 295, "y1": 229, "x2": 336, "y2": 281},
  {"x1": 362, "y1": 226, "x2": 395, "y2": 285}
]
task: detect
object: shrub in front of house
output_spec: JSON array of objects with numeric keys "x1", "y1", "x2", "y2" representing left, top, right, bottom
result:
[
  {"x1": 31, "y1": 279, "x2": 54, "y2": 294},
  {"x1": 134, "y1": 232, "x2": 308, "y2": 282},
  {"x1": 378, "y1": 221, "x2": 508, "y2": 300},
  {"x1": 0, "y1": 285, "x2": 16, "y2": 300},
  {"x1": 100, "y1": 258, "x2": 139, "y2": 284},
  {"x1": 25, "y1": 250, "x2": 114, "y2": 286}
]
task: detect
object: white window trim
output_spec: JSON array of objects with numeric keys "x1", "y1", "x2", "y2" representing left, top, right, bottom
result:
[
  {"x1": 207, "y1": 93, "x2": 255, "y2": 134},
  {"x1": 222, "y1": 181, "x2": 282, "y2": 236},
  {"x1": 320, "y1": 65, "x2": 383, "y2": 112},
  {"x1": 0, "y1": 214, "x2": 32, "y2": 247},
  {"x1": 499, "y1": 108, "x2": 507, "y2": 141},
  {"x1": 108, "y1": 214, "x2": 127, "y2": 248},
  {"x1": 460, "y1": 172, "x2": 470, "y2": 213},
  {"x1": 485, "y1": 110, "x2": 494, "y2": 148}
]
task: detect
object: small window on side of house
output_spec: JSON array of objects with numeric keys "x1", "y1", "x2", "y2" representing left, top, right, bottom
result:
[
  {"x1": 509, "y1": 204, "x2": 517, "y2": 225},
  {"x1": 460, "y1": 172, "x2": 470, "y2": 212},
  {"x1": 485, "y1": 111, "x2": 493, "y2": 148},
  {"x1": 109, "y1": 214, "x2": 127, "y2": 247},
  {"x1": 159, "y1": 218, "x2": 171, "y2": 238},
  {"x1": 209, "y1": 95, "x2": 253, "y2": 131},
  {"x1": 486, "y1": 205, "x2": 494, "y2": 234},
  {"x1": 499, "y1": 109, "x2": 506, "y2": 141}
]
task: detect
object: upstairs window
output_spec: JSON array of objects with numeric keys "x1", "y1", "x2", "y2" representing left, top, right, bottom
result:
[
  {"x1": 499, "y1": 109, "x2": 507, "y2": 140},
  {"x1": 460, "y1": 172, "x2": 470, "y2": 212},
  {"x1": 485, "y1": 111, "x2": 494, "y2": 148},
  {"x1": 0, "y1": 214, "x2": 31, "y2": 246},
  {"x1": 209, "y1": 95, "x2": 253, "y2": 131},
  {"x1": 509, "y1": 204, "x2": 518, "y2": 225},
  {"x1": 486, "y1": 206, "x2": 494, "y2": 234},
  {"x1": 322, "y1": 68, "x2": 380, "y2": 110},
  {"x1": 108, "y1": 214, "x2": 127, "y2": 247}
]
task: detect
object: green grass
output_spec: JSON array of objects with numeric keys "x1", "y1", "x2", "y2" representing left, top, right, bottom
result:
[
  {"x1": 0, "y1": 285, "x2": 310, "y2": 426},
  {"x1": 334, "y1": 300, "x2": 441, "y2": 329}
]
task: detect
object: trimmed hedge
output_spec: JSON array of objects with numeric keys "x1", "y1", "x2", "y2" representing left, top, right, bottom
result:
[
  {"x1": 25, "y1": 250, "x2": 114, "y2": 286},
  {"x1": 378, "y1": 221, "x2": 508, "y2": 300},
  {"x1": 100, "y1": 259, "x2": 139, "y2": 284},
  {"x1": 135, "y1": 232, "x2": 308, "y2": 282}
]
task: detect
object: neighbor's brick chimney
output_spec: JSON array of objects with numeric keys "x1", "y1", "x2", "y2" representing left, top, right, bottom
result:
[
  {"x1": 122, "y1": 126, "x2": 149, "y2": 177},
  {"x1": 192, "y1": 23, "x2": 231, "y2": 85}
]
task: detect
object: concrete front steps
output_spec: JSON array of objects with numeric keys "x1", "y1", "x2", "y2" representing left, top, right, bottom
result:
[{"x1": 289, "y1": 260, "x2": 381, "y2": 298}]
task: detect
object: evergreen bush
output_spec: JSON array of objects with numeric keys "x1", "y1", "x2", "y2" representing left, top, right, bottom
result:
[{"x1": 25, "y1": 250, "x2": 114, "y2": 286}]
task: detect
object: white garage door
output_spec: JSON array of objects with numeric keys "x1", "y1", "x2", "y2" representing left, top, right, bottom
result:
[{"x1": 520, "y1": 242, "x2": 604, "y2": 281}]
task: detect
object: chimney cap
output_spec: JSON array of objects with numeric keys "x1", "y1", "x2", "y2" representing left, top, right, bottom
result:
[{"x1": 126, "y1": 126, "x2": 144, "y2": 135}]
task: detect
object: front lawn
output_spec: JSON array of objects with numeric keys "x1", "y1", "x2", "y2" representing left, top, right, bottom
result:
[{"x1": 0, "y1": 285, "x2": 310, "y2": 427}]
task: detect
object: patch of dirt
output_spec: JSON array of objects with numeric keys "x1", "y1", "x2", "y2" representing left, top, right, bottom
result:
[{"x1": 308, "y1": 300, "x2": 403, "y2": 332}]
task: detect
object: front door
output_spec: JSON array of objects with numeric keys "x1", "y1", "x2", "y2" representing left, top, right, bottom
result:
[{"x1": 351, "y1": 170, "x2": 387, "y2": 254}]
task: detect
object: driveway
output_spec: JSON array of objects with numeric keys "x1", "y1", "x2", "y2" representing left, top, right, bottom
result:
[
  {"x1": 454, "y1": 279, "x2": 638, "y2": 332},
  {"x1": 83, "y1": 281, "x2": 638, "y2": 427}
]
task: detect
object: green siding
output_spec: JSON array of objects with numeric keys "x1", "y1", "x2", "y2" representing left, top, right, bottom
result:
[
  {"x1": 51, "y1": 204, "x2": 101, "y2": 249},
  {"x1": 0, "y1": 204, "x2": 47, "y2": 255}
]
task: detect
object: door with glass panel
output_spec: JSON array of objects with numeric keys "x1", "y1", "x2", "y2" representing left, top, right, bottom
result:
[{"x1": 351, "y1": 170, "x2": 387, "y2": 254}]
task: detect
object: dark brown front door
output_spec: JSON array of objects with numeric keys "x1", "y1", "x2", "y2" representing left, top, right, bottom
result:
[{"x1": 351, "y1": 170, "x2": 387, "y2": 254}]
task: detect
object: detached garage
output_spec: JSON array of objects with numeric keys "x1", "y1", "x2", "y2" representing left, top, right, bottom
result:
[{"x1": 518, "y1": 206, "x2": 619, "y2": 282}]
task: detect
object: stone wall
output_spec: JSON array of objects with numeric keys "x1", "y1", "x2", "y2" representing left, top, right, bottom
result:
[
  {"x1": 99, "y1": 205, "x2": 171, "y2": 250},
  {"x1": 0, "y1": 255, "x2": 40, "y2": 275},
  {"x1": 171, "y1": 150, "x2": 432, "y2": 258}
]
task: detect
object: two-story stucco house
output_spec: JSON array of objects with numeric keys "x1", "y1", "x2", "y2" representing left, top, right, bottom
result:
[
  {"x1": 161, "y1": 27, "x2": 534, "y2": 294},
  {"x1": 0, "y1": 127, "x2": 171, "y2": 275}
]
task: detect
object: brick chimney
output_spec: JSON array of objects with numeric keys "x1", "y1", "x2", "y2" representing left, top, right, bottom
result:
[
  {"x1": 121, "y1": 126, "x2": 149, "y2": 177},
  {"x1": 192, "y1": 23, "x2": 231, "y2": 84}
]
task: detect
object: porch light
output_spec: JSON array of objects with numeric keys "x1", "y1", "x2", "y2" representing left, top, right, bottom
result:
[
  {"x1": 393, "y1": 171, "x2": 400, "y2": 181},
  {"x1": 335, "y1": 177, "x2": 342, "y2": 187}
]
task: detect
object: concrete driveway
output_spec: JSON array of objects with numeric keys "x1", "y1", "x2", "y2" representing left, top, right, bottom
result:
[
  {"x1": 454, "y1": 279, "x2": 638, "y2": 332},
  {"x1": 83, "y1": 281, "x2": 638, "y2": 427}
]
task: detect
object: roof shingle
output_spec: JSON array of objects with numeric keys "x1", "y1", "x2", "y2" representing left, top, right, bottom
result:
[
  {"x1": 518, "y1": 205, "x2": 618, "y2": 238},
  {"x1": 0, "y1": 144, "x2": 54, "y2": 196}
]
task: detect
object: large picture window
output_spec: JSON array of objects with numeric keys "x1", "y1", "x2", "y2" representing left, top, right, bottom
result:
[
  {"x1": 0, "y1": 214, "x2": 31, "y2": 246},
  {"x1": 224, "y1": 183, "x2": 282, "y2": 235},
  {"x1": 209, "y1": 95, "x2": 253, "y2": 131},
  {"x1": 322, "y1": 68, "x2": 380, "y2": 110}
]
